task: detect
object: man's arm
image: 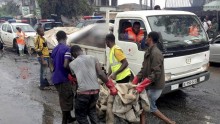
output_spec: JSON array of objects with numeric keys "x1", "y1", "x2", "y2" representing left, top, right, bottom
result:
[
  {"x1": 114, "y1": 59, "x2": 128, "y2": 76},
  {"x1": 64, "y1": 50, "x2": 72, "y2": 69},
  {"x1": 136, "y1": 61, "x2": 144, "y2": 81},
  {"x1": 107, "y1": 66, "x2": 112, "y2": 77},
  {"x1": 95, "y1": 59, "x2": 108, "y2": 83},
  {"x1": 64, "y1": 59, "x2": 70, "y2": 69},
  {"x1": 95, "y1": 58, "x2": 118, "y2": 95},
  {"x1": 110, "y1": 49, "x2": 129, "y2": 80}
]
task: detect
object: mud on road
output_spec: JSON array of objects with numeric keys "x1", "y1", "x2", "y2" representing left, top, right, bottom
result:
[{"x1": 0, "y1": 48, "x2": 220, "y2": 124}]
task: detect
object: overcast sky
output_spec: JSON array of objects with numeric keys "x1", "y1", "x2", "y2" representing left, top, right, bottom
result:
[{"x1": 118, "y1": 0, "x2": 166, "y2": 8}]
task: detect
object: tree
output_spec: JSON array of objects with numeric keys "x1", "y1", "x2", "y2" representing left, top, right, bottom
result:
[
  {"x1": 0, "y1": 1, "x2": 21, "y2": 17},
  {"x1": 37, "y1": 0, "x2": 94, "y2": 19}
]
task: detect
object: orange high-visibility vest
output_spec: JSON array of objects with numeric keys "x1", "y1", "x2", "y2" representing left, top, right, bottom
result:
[
  {"x1": 16, "y1": 31, "x2": 25, "y2": 45},
  {"x1": 189, "y1": 26, "x2": 199, "y2": 37},
  {"x1": 125, "y1": 27, "x2": 144, "y2": 43}
]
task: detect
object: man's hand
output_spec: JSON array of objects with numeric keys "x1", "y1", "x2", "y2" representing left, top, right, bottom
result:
[
  {"x1": 109, "y1": 73, "x2": 116, "y2": 80},
  {"x1": 132, "y1": 76, "x2": 139, "y2": 85},
  {"x1": 135, "y1": 78, "x2": 151, "y2": 93},
  {"x1": 106, "y1": 79, "x2": 118, "y2": 96}
]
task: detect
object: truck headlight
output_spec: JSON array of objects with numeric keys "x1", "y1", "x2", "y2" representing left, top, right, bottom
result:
[
  {"x1": 202, "y1": 63, "x2": 209, "y2": 71},
  {"x1": 165, "y1": 73, "x2": 172, "y2": 81}
]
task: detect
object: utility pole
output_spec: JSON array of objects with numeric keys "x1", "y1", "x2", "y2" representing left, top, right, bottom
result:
[
  {"x1": 150, "y1": 0, "x2": 153, "y2": 10},
  {"x1": 140, "y1": 0, "x2": 142, "y2": 9}
]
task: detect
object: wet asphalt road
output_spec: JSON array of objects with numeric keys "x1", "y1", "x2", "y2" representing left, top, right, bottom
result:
[{"x1": 0, "y1": 48, "x2": 219, "y2": 124}]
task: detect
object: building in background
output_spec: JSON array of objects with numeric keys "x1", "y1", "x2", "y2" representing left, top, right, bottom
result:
[
  {"x1": 21, "y1": 0, "x2": 41, "y2": 19},
  {"x1": 165, "y1": 0, "x2": 215, "y2": 18}
]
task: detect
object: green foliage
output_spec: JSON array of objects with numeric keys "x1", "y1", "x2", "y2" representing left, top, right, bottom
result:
[
  {"x1": 0, "y1": 1, "x2": 21, "y2": 17},
  {"x1": 37, "y1": 0, "x2": 94, "y2": 18}
]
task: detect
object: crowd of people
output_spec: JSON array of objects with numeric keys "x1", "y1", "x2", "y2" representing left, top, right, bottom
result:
[
  {"x1": 3, "y1": 4, "x2": 216, "y2": 124},
  {"x1": 30, "y1": 5, "x2": 177, "y2": 124},
  {"x1": 2, "y1": 4, "x2": 180, "y2": 124},
  {"x1": 32, "y1": 23, "x2": 176, "y2": 124},
  {"x1": 202, "y1": 15, "x2": 219, "y2": 38}
]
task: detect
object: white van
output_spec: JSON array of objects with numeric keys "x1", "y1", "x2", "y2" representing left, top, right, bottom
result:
[{"x1": 69, "y1": 10, "x2": 210, "y2": 94}]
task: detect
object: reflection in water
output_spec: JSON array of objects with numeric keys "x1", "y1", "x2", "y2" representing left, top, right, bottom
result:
[{"x1": 42, "y1": 103, "x2": 54, "y2": 124}]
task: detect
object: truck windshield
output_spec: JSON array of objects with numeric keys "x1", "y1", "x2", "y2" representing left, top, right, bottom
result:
[{"x1": 147, "y1": 15, "x2": 208, "y2": 51}]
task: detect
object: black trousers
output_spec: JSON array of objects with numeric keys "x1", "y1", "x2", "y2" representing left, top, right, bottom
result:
[
  {"x1": 55, "y1": 82, "x2": 73, "y2": 111},
  {"x1": 116, "y1": 76, "x2": 131, "y2": 83},
  {"x1": 75, "y1": 93, "x2": 99, "y2": 124}
]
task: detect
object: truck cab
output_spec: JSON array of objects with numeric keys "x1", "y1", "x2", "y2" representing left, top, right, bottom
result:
[{"x1": 112, "y1": 10, "x2": 210, "y2": 93}]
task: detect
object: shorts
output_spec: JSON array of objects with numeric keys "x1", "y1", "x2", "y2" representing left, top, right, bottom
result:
[
  {"x1": 55, "y1": 82, "x2": 74, "y2": 111},
  {"x1": 147, "y1": 89, "x2": 163, "y2": 112}
]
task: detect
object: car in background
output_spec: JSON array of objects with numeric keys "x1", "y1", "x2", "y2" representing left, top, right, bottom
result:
[
  {"x1": 34, "y1": 19, "x2": 63, "y2": 31},
  {"x1": 0, "y1": 16, "x2": 14, "y2": 22},
  {"x1": 210, "y1": 35, "x2": 220, "y2": 63},
  {"x1": 0, "y1": 20, "x2": 36, "y2": 52},
  {"x1": 0, "y1": 17, "x2": 14, "y2": 26}
]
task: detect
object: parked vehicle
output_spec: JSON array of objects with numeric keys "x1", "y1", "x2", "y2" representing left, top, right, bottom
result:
[
  {"x1": 0, "y1": 21, "x2": 36, "y2": 53},
  {"x1": 0, "y1": 16, "x2": 13, "y2": 22},
  {"x1": 34, "y1": 19, "x2": 63, "y2": 31},
  {"x1": 210, "y1": 35, "x2": 220, "y2": 63},
  {"x1": 69, "y1": 10, "x2": 210, "y2": 94}
]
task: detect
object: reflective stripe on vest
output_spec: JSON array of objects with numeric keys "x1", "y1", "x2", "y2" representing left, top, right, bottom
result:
[{"x1": 109, "y1": 45, "x2": 131, "y2": 81}]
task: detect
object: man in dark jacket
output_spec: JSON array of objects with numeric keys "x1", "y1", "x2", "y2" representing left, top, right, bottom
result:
[{"x1": 133, "y1": 32, "x2": 175, "y2": 124}]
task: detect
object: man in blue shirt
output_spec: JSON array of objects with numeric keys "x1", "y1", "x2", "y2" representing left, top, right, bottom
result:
[{"x1": 51, "y1": 31, "x2": 75, "y2": 124}]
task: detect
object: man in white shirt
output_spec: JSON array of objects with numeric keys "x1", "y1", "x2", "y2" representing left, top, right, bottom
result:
[{"x1": 203, "y1": 16, "x2": 212, "y2": 32}]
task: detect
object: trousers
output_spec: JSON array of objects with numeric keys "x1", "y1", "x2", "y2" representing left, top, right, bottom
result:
[{"x1": 75, "y1": 93, "x2": 99, "y2": 124}]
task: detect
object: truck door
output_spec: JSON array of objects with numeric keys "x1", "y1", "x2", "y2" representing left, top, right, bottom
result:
[{"x1": 114, "y1": 18, "x2": 148, "y2": 74}]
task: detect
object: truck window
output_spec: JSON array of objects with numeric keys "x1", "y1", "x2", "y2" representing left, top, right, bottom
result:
[
  {"x1": 147, "y1": 15, "x2": 208, "y2": 51},
  {"x1": 118, "y1": 19, "x2": 147, "y2": 50}
]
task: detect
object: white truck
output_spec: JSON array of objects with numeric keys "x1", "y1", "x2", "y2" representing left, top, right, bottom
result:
[{"x1": 69, "y1": 10, "x2": 210, "y2": 94}]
